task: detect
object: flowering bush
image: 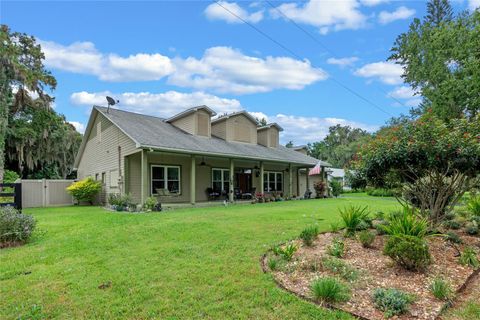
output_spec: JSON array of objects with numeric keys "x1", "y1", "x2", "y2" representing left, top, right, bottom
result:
[
  {"x1": 0, "y1": 206, "x2": 36, "y2": 245},
  {"x1": 66, "y1": 177, "x2": 102, "y2": 204}
]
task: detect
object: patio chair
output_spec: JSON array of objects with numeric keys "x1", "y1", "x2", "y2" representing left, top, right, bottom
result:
[
  {"x1": 304, "y1": 189, "x2": 312, "y2": 199},
  {"x1": 242, "y1": 187, "x2": 256, "y2": 199}
]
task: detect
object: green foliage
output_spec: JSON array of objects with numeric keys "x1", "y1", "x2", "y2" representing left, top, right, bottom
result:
[
  {"x1": 310, "y1": 277, "x2": 351, "y2": 303},
  {"x1": 321, "y1": 257, "x2": 359, "y2": 282},
  {"x1": 276, "y1": 242, "x2": 298, "y2": 261},
  {"x1": 442, "y1": 219, "x2": 461, "y2": 230},
  {"x1": 367, "y1": 188, "x2": 394, "y2": 197},
  {"x1": 467, "y1": 195, "x2": 480, "y2": 217},
  {"x1": 108, "y1": 193, "x2": 137, "y2": 211},
  {"x1": 267, "y1": 257, "x2": 280, "y2": 271},
  {"x1": 465, "y1": 221, "x2": 479, "y2": 235},
  {"x1": 459, "y1": 247, "x2": 479, "y2": 269},
  {"x1": 381, "y1": 208, "x2": 429, "y2": 238},
  {"x1": 143, "y1": 196, "x2": 158, "y2": 211},
  {"x1": 308, "y1": 124, "x2": 371, "y2": 168},
  {"x1": 353, "y1": 112, "x2": 480, "y2": 223},
  {"x1": 299, "y1": 225, "x2": 319, "y2": 246},
  {"x1": 445, "y1": 232, "x2": 462, "y2": 244},
  {"x1": 0, "y1": 206, "x2": 36, "y2": 244},
  {"x1": 384, "y1": 235, "x2": 431, "y2": 271},
  {"x1": 430, "y1": 277, "x2": 453, "y2": 300},
  {"x1": 329, "y1": 222, "x2": 341, "y2": 233},
  {"x1": 358, "y1": 230, "x2": 375, "y2": 248},
  {"x1": 389, "y1": 5, "x2": 480, "y2": 120},
  {"x1": 373, "y1": 288, "x2": 415, "y2": 318},
  {"x1": 2, "y1": 170, "x2": 19, "y2": 183},
  {"x1": 339, "y1": 205, "x2": 369, "y2": 236},
  {"x1": 327, "y1": 237, "x2": 345, "y2": 258},
  {"x1": 66, "y1": 177, "x2": 102, "y2": 204},
  {"x1": 330, "y1": 180, "x2": 342, "y2": 198}
]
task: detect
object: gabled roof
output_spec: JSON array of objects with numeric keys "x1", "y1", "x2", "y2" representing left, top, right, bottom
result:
[
  {"x1": 166, "y1": 105, "x2": 216, "y2": 122},
  {"x1": 257, "y1": 122, "x2": 284, "y2": 132},
  {"x1": 211, "y1": 110, "x2": 258, "y2": 125},
  {"x1": 75, "y1": 106, "x2": 320, "y2": 168}
]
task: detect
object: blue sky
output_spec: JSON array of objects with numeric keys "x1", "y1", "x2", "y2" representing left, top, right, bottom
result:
[{"x1": 2, "y1": 0, "x2": 478, "y2": 144}]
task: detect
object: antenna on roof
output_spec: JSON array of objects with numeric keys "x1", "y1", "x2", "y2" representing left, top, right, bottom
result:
[{"x1": 106, "y1": 96, "x2": 119, "y2": 113}]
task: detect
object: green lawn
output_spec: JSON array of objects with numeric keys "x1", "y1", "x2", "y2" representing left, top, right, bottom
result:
[{"x1": 1, "y1": 196, "x2": 400, "y2": 319}]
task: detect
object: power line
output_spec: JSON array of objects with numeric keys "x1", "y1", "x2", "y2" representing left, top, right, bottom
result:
[
  {"x1": 265, "y1": 0, "x2": 410, "y2": 108},
  {"x1": 213, "y1": 0, "x2": 394, "y2": 117}
]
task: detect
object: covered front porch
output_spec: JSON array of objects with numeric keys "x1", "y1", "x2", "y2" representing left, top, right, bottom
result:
[{"x1": 123, "y1": 149, "x2": 318, "y2": 205}]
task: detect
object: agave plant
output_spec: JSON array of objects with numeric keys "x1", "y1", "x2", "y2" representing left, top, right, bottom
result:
[
  {"x1": 339, "y1": 205, "x2": 370, "y2": 236},
  {"x1": 381, "y1": 207, "x2": 430, "y2": 239}
]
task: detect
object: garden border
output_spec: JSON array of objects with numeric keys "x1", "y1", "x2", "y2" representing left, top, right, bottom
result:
[{"x1": 260, "y1": 233, "x2": 480, "y2": 320}]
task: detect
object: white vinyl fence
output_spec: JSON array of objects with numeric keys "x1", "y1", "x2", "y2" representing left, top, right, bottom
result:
[{"x1": 20, "y1": 179, "x2": 75, "y2": 208}]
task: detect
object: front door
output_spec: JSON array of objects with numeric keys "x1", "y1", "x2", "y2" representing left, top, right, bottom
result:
[{"x1": 236, "y1": 172, "x2": 252, "y2": 193}]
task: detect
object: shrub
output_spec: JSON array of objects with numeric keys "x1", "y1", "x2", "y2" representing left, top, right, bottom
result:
[
  {"x1": 445, "y1": 232, "x2": 463, "y2": 244},
  {"x1": 442, "y1": 219, "x2": 461, "y2": 230},
  {"x1": 327, "y1": 237, "x2": 345, "y2": 258},
  {"x1": 313, "y1": 181, "x2": 326, "y2": 198},
  {"x1": 108, "y1": 193, "x2": 137, "y2": 211},
  {"x1": 321, "y1": 257, "x2": 359, "y2": 282},
  {"x1": 143, "y1": 196, "x2": 159, "y2": 211},
  {"x1": 277, "y1": 242, "x2": 298, "y2": 261},
  {"x1": 330, "y1": 180, "x2": 342, "y2": 197},
  {"x1": 310, "y1": 277, "x2": 351, "y2": 303},
  {"x1": 299, "y1": 225, "x2": 319, "y2": 246},
  {"x1": 367, "y1": 188, "x2": 395, "y2": 197},
  {"x1": 339, "y1": 205, "x2": 370, "y2": 236},
  {"x1": 465, "y1": 221, "x2": 479, "y2": 235},
  {"x1": 0, "y1": 207, "x2": 36, "y2": 244},
  {"x1": 430, "y1": 277, "x2": 453, "y2": 300},
  {"x1": 459, "y1": 247, "x2": 479, "y2": 269},
  {"x1": 467, "y1": 195, "x2": 480, "y2": 216},
  {"x1": 358, "y1": 230, "x2": 375, "y2": 248},
  {"x1": 3, "y1": 170, "x2": 19, "y2": 183},
  {"x1": 67, "y1": 177, "x2": 102, "y2": 204},
  {"x1": 373, "y1": 288, "x2": 415, "y2": 318},
  {"x1": 381, "y1": 208, "x2": 429, "y2": 239},
  {"x1": 384, "y1": 235, "x2": 431, "y2": 271}
]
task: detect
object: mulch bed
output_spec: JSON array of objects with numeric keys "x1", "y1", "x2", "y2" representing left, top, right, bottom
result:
[{"x1": 262, "y1": 230, "x2": 480, "y2": 320}]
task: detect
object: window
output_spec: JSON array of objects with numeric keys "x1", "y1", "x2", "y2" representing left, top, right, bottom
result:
[
  {"x1": 263, "y1": 171, "x2": 283, "y2": 192},
  {"x1": 151, "y1": 165, "x2": 180, "y2": 195},
  {"x1": 101, "y1": 172, "x2": 106, "y2": 184},
  {"x1": 95, "y1": 173, "x2": 99, "y2": 181},
  {"x1": 212, "y1": 168, "x2": 230, "y2": 192}
]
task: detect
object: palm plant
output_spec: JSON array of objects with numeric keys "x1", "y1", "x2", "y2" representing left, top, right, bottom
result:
[{"x1": 339, "y1": 205, "x2": 369, "y2": 236}]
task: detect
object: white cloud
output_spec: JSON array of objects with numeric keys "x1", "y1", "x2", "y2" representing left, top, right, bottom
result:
[
  {"x1": 269, "y1": 114, "x2": 378, "y2": 144},
  {"x1": 204, "y1": 1, "x2": 263, "y2": 23},
  {"x1": 248, "y1": 111, "x2": 269, "y2": 122},
  {"x1": 387, "y1": 86, "x2": 421, "y2": 107},
  {"x1": 69, "y1": 121, "x2": 86, "y2": 134},
  {"x1": 39, "y1": 40, "x2": 174, "y2": 82},
  {"x1": 354, "y1": 61, "x2": 403, "y2": 85},
  {"x1": 327, "y1": 56, "x2": 359, "y2": 68},
  {"x1": 270, "y1": 0, "x2": 367, "y2": 34},
  {"x1": 378, "y1": 6, "x2": 415, "y2": 24},
  {"x1": 169, "y1": 46, "x2": 327, "y2": 94},
  {"x1": 70, "y1": 90, "x2": 242, "y2": 117},
  {"x1": 40, "y1": 40, "x2": 324, "y2": 94},
  {"x1": 360, "y1": 0, "x2": 389, "y2": 6},
  {"x1": 469, "y1": 0, "x2": 480, "y2": 10}
]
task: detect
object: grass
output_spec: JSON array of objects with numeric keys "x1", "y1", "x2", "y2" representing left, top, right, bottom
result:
[{"x1": 0, "y1": 195, "x2": 399, "y2": 319}]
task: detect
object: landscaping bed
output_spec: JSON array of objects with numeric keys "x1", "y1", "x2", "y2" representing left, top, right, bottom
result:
[{"x1": 262, "y1": 230, "x2": 480, "y2": 320}]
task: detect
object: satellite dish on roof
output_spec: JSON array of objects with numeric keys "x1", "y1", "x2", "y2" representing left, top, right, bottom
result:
[{"x1": 106, "y1": 96, "x2": 119, "y2": 113}]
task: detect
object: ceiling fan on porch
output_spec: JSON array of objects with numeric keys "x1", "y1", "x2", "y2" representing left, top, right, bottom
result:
[{"x1": 199, "y1": 156, "x2": 211, "y2": 167}]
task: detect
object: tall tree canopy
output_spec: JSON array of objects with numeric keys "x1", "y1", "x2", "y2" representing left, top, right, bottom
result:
[
  {"x1": 389, "y1": 3, "x2": 480, "y2": 121},
  {"x1": 0, "y1": 25, "x2": 57, "y2": 181},
  {"x1": 308, "y1": 125, "x2": 370, "y2": 168}
]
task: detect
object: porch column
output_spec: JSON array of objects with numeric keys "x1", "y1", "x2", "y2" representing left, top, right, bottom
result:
[
  {"x1": 140, "y1": 149, "x2": 148, "y2": 204},
  {"x1": 229, "y1": 159, "x2": 234, "y2": 202},
  {"x1": 260, "y1": 161, "x2": 264, "y2": 194},
  {"x1": 306, "y1": 168, "x2": 310, "y2": 195},
  {"x1": 288, "y1": 163, "x2": 293, "y2": 197},
  {"x1": 296, "y1": 168, "x2": 300, "y2": 198},
  {"x1": 124, "y1": 156, "x2": 129, "y2": 194},
  {"x1": 190, "y1": 155, "x2": 196, "y2": 205}
]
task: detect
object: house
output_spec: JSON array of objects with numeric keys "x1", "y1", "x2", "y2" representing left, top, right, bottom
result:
[
  {"x1": 327, "y1": 168, "x2": 350, "y2": 190},
  {"x1": 74, "y1": 105, "x2": 330, "y2": 205}
]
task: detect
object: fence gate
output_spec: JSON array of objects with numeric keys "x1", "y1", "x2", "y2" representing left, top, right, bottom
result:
[
  {"x1": 0, "y1": 183, "x2": 22, "y2": 210},
  {"x1": 20, "y1": 179, "x2": 74, "y2": 208}
]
